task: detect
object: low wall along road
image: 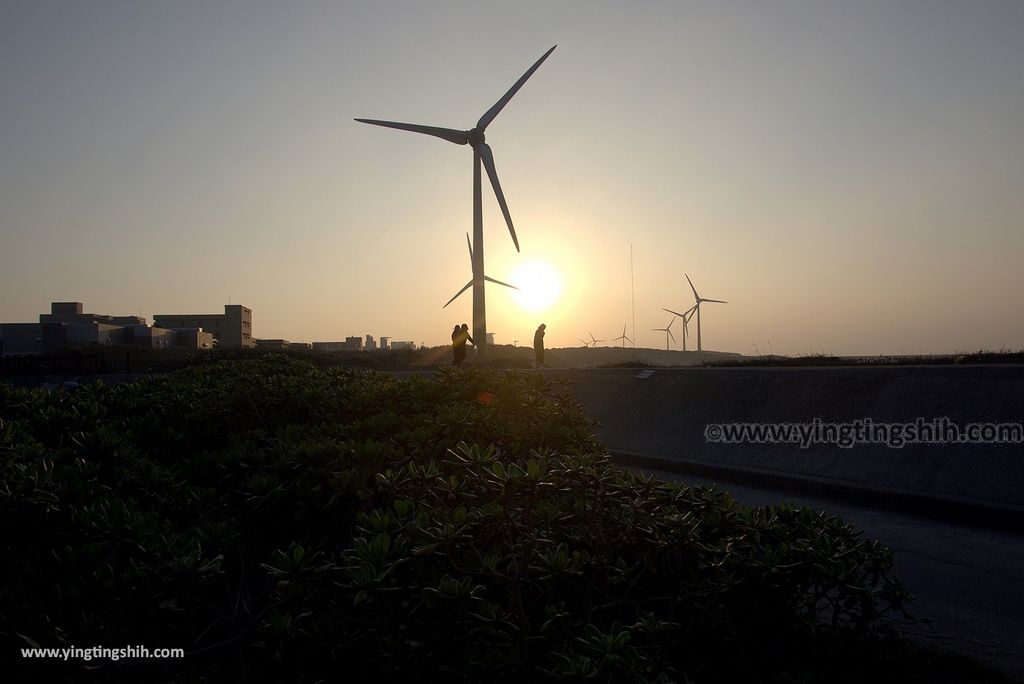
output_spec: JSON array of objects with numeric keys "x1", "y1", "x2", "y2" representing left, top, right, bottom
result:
[{"x1": 559, "y1": 365, "x2": 1024, "y2": 515}]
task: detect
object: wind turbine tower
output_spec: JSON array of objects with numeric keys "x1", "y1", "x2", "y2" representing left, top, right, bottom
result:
[
  {"x1": 652, "y1": 316, "x2": 677, "y2": 351},
  {"x1": 662, "y1": 304, "x2": 696, "y2": 351},
  {"x1": 683, "y1": 273, "x2": 727, "y2": 351},
  {"x1": 611, "y1": 323, "x2": 632, "y2": 348},
  {"x1": 356, "y1": 46, "x2": 557, "y2": 356}
]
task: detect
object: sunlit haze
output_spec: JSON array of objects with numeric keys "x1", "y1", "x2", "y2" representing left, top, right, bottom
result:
[
  {"x1": 510, "y1": 261, "x2": 563, "y2": 314},
  {"x1": 2, "y1": 2, "x2": 1023, "y2": 355}
]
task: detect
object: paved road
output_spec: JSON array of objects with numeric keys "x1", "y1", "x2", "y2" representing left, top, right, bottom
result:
[{"x1": 627, "y1": 465, "x2": 1024, "y2": 682}]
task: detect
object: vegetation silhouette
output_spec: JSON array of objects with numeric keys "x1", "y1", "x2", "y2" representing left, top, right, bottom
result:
[{"x1": 8, "y1": 359, "x2": 1010, "y2": 681}]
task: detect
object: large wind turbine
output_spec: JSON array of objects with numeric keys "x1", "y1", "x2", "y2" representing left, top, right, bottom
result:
[
  {"x1": 611, "y1": 323, "x2": 633, "y2": 348},
  {"x1": 356, "y1": 46, "x2": 557, "y2": 355},
  {"x1": 683, "y1": 274, "x2": 727, "y2": 351},
  {"x1": 662, "y1": 304, "x2": 697, "y2": 351},
  {"x1": 444, "y1": 233, "x2": 517, "y2": 308},
  {"x1": 652, "y1": 316, "x2": 677, "y2": 351}
]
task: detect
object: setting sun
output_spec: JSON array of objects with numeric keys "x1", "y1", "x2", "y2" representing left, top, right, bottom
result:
[{"x1": 510, "y1": 260, "x2": 563, "y2": 313}]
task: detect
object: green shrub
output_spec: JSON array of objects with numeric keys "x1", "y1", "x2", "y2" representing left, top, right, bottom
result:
[{"x1": 1, "y1": 359, "x2": 917, "y2": 682}]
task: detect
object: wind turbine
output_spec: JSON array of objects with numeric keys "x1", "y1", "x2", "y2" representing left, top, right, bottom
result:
[
  {"x1": 610, "y1": 323, "x2": 633, "y2": 348},
  {"x1": 356, "y1": 46, "x2": 557, "y2": 356},
  {"x1": 587, "y1": 331, "x2": 604, "y2": 348},
  {"x1": 662, "y1": 304, "x2": 697, "y2": 351},
  {"x1": 443, "y1": 233, "x2": 518, "y2": 308},
  {"x1": 652, "y1": 316, "x2": 677, "y2": 351},
  {"x1": 682, "y1": 273, "x2": 727, "y2": 351}
]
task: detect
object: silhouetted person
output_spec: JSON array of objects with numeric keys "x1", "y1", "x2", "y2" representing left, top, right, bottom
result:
[
  {"x1": 533, "y1": 323, "x2": 546, "y2": 368},
  {"x1": 452, "y1": 323, "x2": 474, "y2": 366}
]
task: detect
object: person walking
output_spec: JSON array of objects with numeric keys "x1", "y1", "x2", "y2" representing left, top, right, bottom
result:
[{"x1": 533, "y1": 323, "x2": 546, "y2": 368}]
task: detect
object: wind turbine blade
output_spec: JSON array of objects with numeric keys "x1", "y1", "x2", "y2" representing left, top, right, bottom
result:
[
  {"x1": 704, "y1": 299, "x2": 728, "y2": 304},
  {"x1": 580, "y1": 338, "x2": 589, "y2": 346},
  {"x1": 663, "y1": 307, "x2": 689, "y2": 318},
  {"x1": 685, "y1": 273, "x2": 700, "y2": 300},
  {"x1": 442, "y1": 280, "x2": 473, "y2": 309},
  {"x1": 668, "y1": 329, "x2": 677, "y2": 343},
  {"x1": 354, "y1": 119, "x2": 469, "y2": 145},
  {"x1": 483, "y1": 275, "x2": 519, "y2": 290},
  {"x1": 477, "y1": 45, "x2": 557, "y2": 130},
  {"x1": 478, "y1": 143, "x2": 519, "y2": 252},
  {"x1": 466, "y1": 232, "x2": 473, "y2": 264}
]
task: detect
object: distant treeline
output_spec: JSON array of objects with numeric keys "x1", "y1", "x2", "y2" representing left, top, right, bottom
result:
[{"x1": 0, "y1": 344, "x2": 546, "y2": 377}]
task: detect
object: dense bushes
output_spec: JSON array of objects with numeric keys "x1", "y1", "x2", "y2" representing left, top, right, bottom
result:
[{"x1": 2, "y1": 358, "x2": 914, "y2": 681}]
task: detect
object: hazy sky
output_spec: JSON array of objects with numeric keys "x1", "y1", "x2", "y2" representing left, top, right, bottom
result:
[{"x1": 3, "y1": 1, "x2": 1022, "y2": 355}]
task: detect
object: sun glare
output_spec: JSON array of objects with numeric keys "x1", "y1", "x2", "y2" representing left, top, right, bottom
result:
[{"x1": 510, "y1": 260, "x2": 563, "y2": 313}]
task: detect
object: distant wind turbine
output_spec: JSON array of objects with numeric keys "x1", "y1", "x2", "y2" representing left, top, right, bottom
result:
[
  {"x1": 662, "y1": 304, "x2": 697, "y2": 351},
  {"x1": 682, "y1": 274, "x2": 727, "y2": 351},
  {"x1": 356, "y1": 46, "x2": 557, "y2": 356},
  {"x1": 611, "y1": 323, "x2": 632, "y2": 348},
  {"x1": 652, "y1": 316, "x2": 677, "y2": 351},
  {"x1": 443, "y1": 233, "x2": 517, "y2": 308},
  {"x1": 578, "y1": 331, "x2": 603, "y2": 348}
]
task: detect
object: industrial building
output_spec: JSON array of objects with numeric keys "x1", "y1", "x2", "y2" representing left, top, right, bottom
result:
[
  {"x1": 311, "y1": 341, "x2": 346, "y2": 352},
  {"x1": 153, "y1": 304, "x2": 253, "y2": 349},
  {"x1": 0, "y1": 301, "x2": 217, "y2": 356},
  {"x1": 254, "y1": 338, "x2": 290, "y2": 350}
]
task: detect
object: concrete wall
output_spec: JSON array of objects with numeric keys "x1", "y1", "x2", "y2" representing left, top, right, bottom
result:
[
  {"x1": 125, "y1": 325, "x2": 182, "y2": 348},
  {"x1": 174, "y1": 328, "x2": 214, "y2": 349},
  {"x1": 67, "y1": 322, "x2": 127, "y2": 345},
  {"x1": 561, "y1": 366, "x2": 1024, "y2": 507}
]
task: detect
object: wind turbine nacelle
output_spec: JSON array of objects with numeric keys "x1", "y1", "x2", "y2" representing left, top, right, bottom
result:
[{"x1": 468, "y1": 128, "x2": 486, "y2": 146}]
